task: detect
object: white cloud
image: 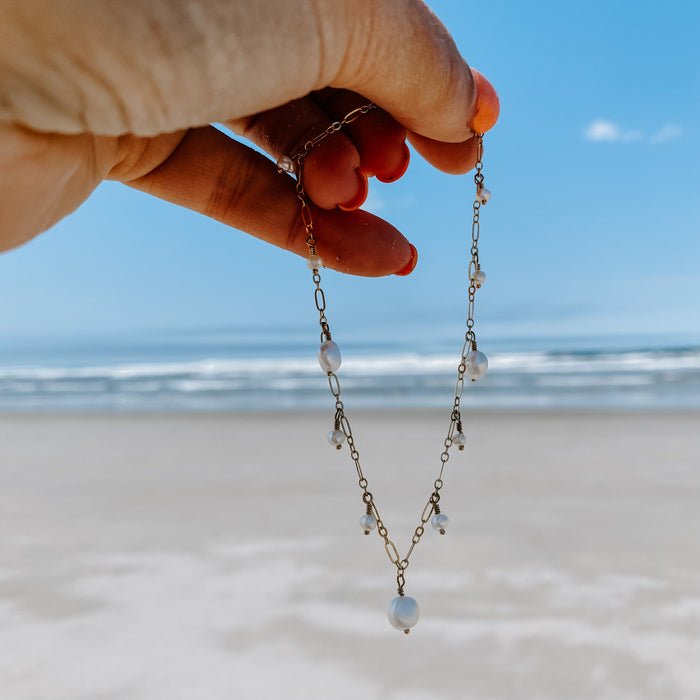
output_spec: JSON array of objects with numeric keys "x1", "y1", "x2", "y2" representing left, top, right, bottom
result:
[
  {"x1": 583, "y1": 119, "x2": 683, "y2": 144},
  {"x1": 650, "y1": 124, "x2": 684, "y2": 143},
  {"x1": 583, "y1": 120, "x2": 643, "y2": 142},
  {"x1": 584, "y1": 120, "x2": 621, "y2": 141}
]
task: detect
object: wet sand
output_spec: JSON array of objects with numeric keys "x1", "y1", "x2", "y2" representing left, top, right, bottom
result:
[{"x1": 1, "y1": 411, "x2": 699, "y2": 699}]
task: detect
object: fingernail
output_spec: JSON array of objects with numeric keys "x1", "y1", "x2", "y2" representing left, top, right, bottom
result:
[
  {"x1": 377, "y1": 143, "x2": 411, "y2": 183},
  {"x1": 395, "y1": 243, "x2": 418, "y2": 276},
  {"x1": 467, "y1": 68, "x2": 500, "y2": 134},
  {"x1": 338, "y1": 169, "x2": 369, "y2": 211}
]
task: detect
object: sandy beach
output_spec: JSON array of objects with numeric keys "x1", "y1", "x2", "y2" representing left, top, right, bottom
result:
[{"x1": 1, "y1": 410, "x2": 699, "y2": 699}]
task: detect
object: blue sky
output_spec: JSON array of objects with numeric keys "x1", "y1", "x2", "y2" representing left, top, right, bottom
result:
[{"x1": 1, "y1": 0, "x2": 698, "y2": 346}]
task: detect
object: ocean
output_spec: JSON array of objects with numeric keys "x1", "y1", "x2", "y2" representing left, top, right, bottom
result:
[{"x1": 0, "y1": 328, "x2": 698, "y2": 412}]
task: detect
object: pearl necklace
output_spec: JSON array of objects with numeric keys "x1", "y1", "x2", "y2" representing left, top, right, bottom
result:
[{"x1": 277, "y1": 105, "x2": 491, "y2": 634}]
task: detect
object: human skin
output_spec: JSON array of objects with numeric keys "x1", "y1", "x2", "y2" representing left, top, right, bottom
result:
[{"x1": 0, "y1": 0, "x2": 490, "y2": 276}]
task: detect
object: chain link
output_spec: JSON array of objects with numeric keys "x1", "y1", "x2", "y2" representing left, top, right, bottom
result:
[{"x1": 286, "y1": 106, "x2": 487, "y2": 597}]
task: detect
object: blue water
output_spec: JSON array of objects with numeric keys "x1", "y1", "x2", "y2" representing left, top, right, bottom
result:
[{"x1": 0, "y1": 328, "x2": 698, "y2": 411}]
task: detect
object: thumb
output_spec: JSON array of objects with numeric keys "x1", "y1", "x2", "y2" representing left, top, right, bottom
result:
[{"x1": 330, "y1": 0, "x2": 477, "y2": 143}]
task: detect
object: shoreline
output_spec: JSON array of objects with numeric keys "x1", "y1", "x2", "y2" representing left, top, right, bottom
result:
[{"x1": 2, "y1": 406, "x2": 700, "y2": 415}]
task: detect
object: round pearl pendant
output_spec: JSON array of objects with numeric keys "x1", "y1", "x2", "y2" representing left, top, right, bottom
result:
[
  {"x1": 431, "y1": 513, "x2": 449, "y2": 534},
  {"x1": 473, "y1": 269, "x2": 486, "y2": 288},
  {"x1": 328, "y1": 428, "x2": 345, "y2": 448},
  {"x1": 318, "y1": 340, "x2": 342, "y2": 373},
  {"x1": 388, "y1": 596, "x2": 420, "y2": 633},
  {"x1": 307, "y1": 254, "x2": 323, "y2": 271},
  {"x1": 276, "y1": 155, "x2": 296, "y2": 174},
  {"x1": 466, "y1": 349, "x2": 488, "y2": 381},
  {"x1": 477, "y1": 187, "x2": 491, "y2": 205},
  {"x1": 359, "y1": 513, "x2": 377, "y2": 534},
  {"x1": 452, "y1": 431, "x2": 467, "y2": 450}
]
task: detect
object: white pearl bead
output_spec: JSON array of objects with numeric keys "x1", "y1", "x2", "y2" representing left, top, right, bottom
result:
[
  {"x1": 328, "y1": 428, "x2": 345, "y2": 448},
  {"x1": 452, "y1": 432, "x2": 467, "y2": 450},
  {"x1": 318, "y1": 340, "x2": 341, "y2": 373},
  {"x1": 307, "y1": 254, "x2": 323, "y2": 271},
  {"x1": 276, "y1": 155, "x2": 295, "y2": 174},
  {"x1": 477, "y1": 187, "x2": 491, "y2": 205},
  {"x1": 388, "y1": 596, "x2": 420, "y2": 633},
  {"x1": 359, "y1": 514, "x2": 377, "y2": 534},
  {"x1": 473, "y1": 269, "x2": 486, "y2": 287},
  {"x1": 431, "y1": 513, "x2": 449, "y2": 534},
  {"x1": 466, "y1": 349, "x2": 488, "y2": 381}
]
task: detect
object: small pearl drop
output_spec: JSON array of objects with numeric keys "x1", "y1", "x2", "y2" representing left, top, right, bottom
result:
[
  {"x1": 453, "y1": 432, "x2": 467, "y2": 450},
  {"x1": 431, "y1": 513, "x2": 449, "y2": 534},
  {"x1": 477, "y1": 187, "x2": 491, "y2": 205},
  {"x1": 359, "y1": 514, "x2": 377, "y2": 534},
  {"x1": 387, "y1": 596, "x2": 420, "y2": 633},
  {"x1": 466, "y1": 349, "x2": 488, "y2": 381},
  {"x1": 276, "y1": 155, "x2": 295, "y2": 174},
  {"x1": 307, "y1": 254, "x2": 323, "y2": 271},
  {"x1": 318, "y1": 341, "x2": 341, "y2": 373},
  {"x1": 473, "y1": 269, "x2": 486, "y2": 287},
  {"x1": 328, "y1": 428, "x2": 345, "y2": 448}
]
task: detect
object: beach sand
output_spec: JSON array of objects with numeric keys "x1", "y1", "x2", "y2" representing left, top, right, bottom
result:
[{"x1": 1, "y1": 411, "x2": 698, "y2": 699}]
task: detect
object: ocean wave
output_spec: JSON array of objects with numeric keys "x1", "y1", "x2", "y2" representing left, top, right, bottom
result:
[
  {"x1": 0, "y1": 346, "x2": 698, "y2": 411},
  {"x1": 1, "y1": 347, "x2": 698, "y2": 382}
]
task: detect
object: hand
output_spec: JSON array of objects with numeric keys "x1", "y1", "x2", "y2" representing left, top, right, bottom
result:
[{"x1": 0, "y1": 0, "x2": 497, "y2": 276}]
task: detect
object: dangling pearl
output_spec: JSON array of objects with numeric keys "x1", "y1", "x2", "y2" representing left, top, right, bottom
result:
[
  {"x1": 307, "y1": 254, "x2": 323, "y2": 271},
  {"x1": 328, "y1": 428, "x2": 345, "y2": 449},
  {"x1": 388, "y1": 596, "x2": 420, "y2": 633},
  {"x1": 477, "y1": 187, "x2": 491, "y2": 205},
  {"x1": 431, "y1": 513, "x2": 449, "y2": 535},
  {"x1": 359, "y1": 513, "x2": 377, "y2": 534},
  {"x1": 473, "y1": 269, "x2": 486, "y2": 288},
  {"x1": 453, "y1": 432, "x2": 467, "y2": 450},
  {"x1": 466, "y1": 350, "x2": 488, "y2": 381},
  {"x1": 318, "y1": 340, "x2": 341, "y2": 373},
  {"x1": 276, "y1": 155, "x2": 295, "y2": 174}
]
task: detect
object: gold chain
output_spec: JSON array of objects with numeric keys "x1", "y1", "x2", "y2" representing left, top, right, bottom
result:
[{"x1": 278, "y1": 105, "x2": 489, "y2": 632}]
